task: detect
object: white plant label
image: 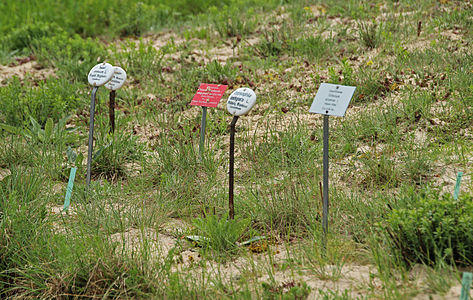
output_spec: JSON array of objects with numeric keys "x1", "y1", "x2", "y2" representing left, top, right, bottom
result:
[
  {"x1": 309, "y1": 83, "x2": 356, "y2": 117},
  {"x1": 227, "y1": 87, "x2": 256, "y2": 116},
  {"x1": 87, "y1": 63, "x2": 114, "y2": 86},
  {"x1": 105, "y1": 67, "x2": 127, "y2": 90}
]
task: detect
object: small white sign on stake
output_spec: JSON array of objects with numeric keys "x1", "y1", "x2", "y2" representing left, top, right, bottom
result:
[
  {"x1": 226, "y1": 87, "x2": 257, "y2": 219},
  {"x1": 88, "y1": 62, "x2": 114, "y2": 86},
  {"x1": 309, "y1": 82, "x2": 356, "y2": 253},
  {"x1": 227, "y1": 88, "x2": 257, "y2": 116},
  {"x1": 104, "y1": 67, "x2": 127, "y2": 90},
  {"x1": 309, "y1": 83, "x2": 356, "y2": 117}
]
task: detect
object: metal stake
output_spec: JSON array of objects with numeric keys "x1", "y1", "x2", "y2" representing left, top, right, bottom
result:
[
  {"x1": 109, "y1": 90, "x2": 116, "y2": 133},
  {"x1": 86, "y1": 87, "x2": 98, "y2": 187},
  {"x1": 322, "y1": 114, "x2": 329, "y2": 248},
  {"x1": 229, "y1": 116, "x2": 239, "y2": 219},
  {"x1": 199, "y1": 106, "x2": 208, "y2": 157}
]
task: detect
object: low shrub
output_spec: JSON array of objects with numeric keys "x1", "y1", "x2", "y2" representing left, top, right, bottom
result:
[
  {"x1": 383, "y1": 188, "x2": 473, "y2": 266},
  {"x1": 3, "y1": 22, "x2": 61, "y2": 53},
  {"x1": 0, "y1": 78, "x2": 84, "y2": 127},
  {"x1": 32, "y1": 32, "x2": 106, "y2": 82}
]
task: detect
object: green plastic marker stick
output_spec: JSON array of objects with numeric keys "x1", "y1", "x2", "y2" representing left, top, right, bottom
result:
[
  {"x1": 454, "y1": 172, "x2": 463, "y2": 200},
  {"x1": 460, "y1": 272, "x2": 472, "y2": 300},
  {"x1": 63, "y1": 167, "x2": 77, "y2": 212}
]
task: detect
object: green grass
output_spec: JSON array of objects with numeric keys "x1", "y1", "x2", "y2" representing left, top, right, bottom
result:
[{"x1": 1, "y1": 0, "x2": 473, "y2": 298}]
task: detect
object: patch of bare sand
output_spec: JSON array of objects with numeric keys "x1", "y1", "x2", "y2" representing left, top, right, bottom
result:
[
  {"x1": 0, "y1": 61, "x2": 55, "y2": 85},
  {"x1": 109, "y1": 227, "x2": 179, "y2": 259},
  {"x1": 88, "y1": 219, "x2": 467, "y2": 298},
  {"x1": 406, "y1": 38, "x2": 432, "y2": 52},
  {"x1": 433, "y1": 164, "x2": 471, "y2": 194},
  {"x1": 160, "y1": 218, "x2": 190, "y2": 236},
  {"x1": 264, "y1": 265, "x2": 374, "y2": 299},
  {"x1": 414, "y1": 285, "x2": 465, "y2": 300},
  {"x1": 172, "y1": 242, "x2": 377, "y2": 298},
  {"x1": 148, "y1": 31, "x2": 183, "y2": 49}
]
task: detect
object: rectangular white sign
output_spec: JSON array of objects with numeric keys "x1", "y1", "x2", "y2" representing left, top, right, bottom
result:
[{"x1": 309, "y1": 83, "x2": 356, "y2": 117}]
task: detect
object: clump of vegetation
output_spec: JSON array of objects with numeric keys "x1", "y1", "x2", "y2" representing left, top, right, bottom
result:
[
  {"x1": 262, "y1": 280, "x2": 311, "y2": 300},
  {"x1": 358, "y1": 21, "x2": 382, "y2": 49},
  {"x1": 0, "y1": 77, "x2": 84, "y2": 127},
  {"x1": 91, "y1": 128, "x2": 144, "y2": 181},
  {"x1": 3, "y1": 22, "x2": 62, "y2": 54},
  {"x1": 192, "y1": 214, "x2": 251, "y2": 257},
  {"x1": 384, "y1": 188, "x2": 473, "y2": 266},
  {"x1": 32, "y1": 32, "x2": 106, "y2": 82}
]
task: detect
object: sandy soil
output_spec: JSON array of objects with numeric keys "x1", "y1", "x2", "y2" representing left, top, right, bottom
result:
[{"x1": 0, "y1": 60, "x2": 55, "y2": 85}]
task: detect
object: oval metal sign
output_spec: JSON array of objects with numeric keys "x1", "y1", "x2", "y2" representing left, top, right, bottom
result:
[
  {"x1": 105, "y1": 66, "x2": 127, "y2": 90},
  {"x1": 227, "y1": 87, "x2": 256, "y2": 116},
  {"x1": 87, "y1": 63, "x2": 114, "y2": 86}
]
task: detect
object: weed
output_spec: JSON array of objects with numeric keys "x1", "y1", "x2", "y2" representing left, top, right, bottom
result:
[
  {"x1": 211, "y1": 6, "x2": 257, "y2": 38},
  {"x1": 262, "y1": 280, "x2": 311, "y2": 300},
  {"x1": 91, "y1": 125, "x2": 144, "y2": 181},
  {"x1": 253, "y1": 29, "x2": 289, "y2": 58},
  {"x1": 358, "y1": 21, "x2": 381, "y2": 49},
  {"x1": 111, "y1": 39, "x2": 169, "y2": 83},
  {"x1": 3, "y1": 22, "x2": 61, "y2": 54},
  {"x1": 290, "y1": 36, "x2": 333, "y2": 62},
  {"x1": 192, "y1": 214, "x2": 251, "y2": 258}
]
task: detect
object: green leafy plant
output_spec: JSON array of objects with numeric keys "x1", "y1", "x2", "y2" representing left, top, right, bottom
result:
[
  {"x1": 111, "y1": 39, "x2": 169, "y2": 82},
  {"x1": 0, "y1": 77, "x2": 84, "y2": 126},
  {"x1": 32, "y1": 32, "x2": 106, "y2": 82},
  {"x1": 290, "y1": 36, "x2": 332, "y2": 62},
  {"x1": 211, "y1": 5, "x2": 257, "y2": 38},
  {"x1": 253, "y1": 29, "x2": 289, "y2": 58},
  {"x1": 3, "y1": 22, "x2": 61, "y2": 53},
  {"x1": 383, "y1": 188, "x2": 473, "y2": 266},
  {"x1": 113, "y1": 2, "x2": 167, "y2": 36},
  {"x1": 0, "y1": 115, "x2": 77, "y2": 146}
]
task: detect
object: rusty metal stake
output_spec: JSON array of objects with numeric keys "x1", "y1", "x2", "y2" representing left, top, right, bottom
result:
[
  {"x1": 109, "y1": 90, "x2": 116, "y2": 133},
  {"x1": 229, "y1": 115, "x2": 239, "y2": 220}
]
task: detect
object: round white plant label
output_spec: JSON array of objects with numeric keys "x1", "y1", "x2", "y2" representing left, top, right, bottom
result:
[
  {"x1": 104, "y1": 67, "x2": 127, "y2": 90},
  {"x1": 87, "y1": 63, "x2": 114, "y2": 86},
  {"x1": 227, "y1": 87, "x2": 256, "y2": 116}
]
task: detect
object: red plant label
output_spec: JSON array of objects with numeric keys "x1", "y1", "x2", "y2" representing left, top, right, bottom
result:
[{"x1": 190, "y1": 83, "x2": 228, "y2": 107}]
